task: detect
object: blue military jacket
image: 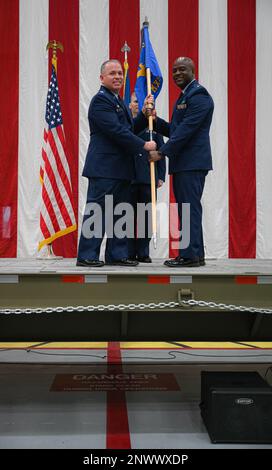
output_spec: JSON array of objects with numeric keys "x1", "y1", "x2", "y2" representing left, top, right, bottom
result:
[
  {"x1": 156, "y1": 80, "x2": 214, "y2": 174},
  {"x1": 82, "y1": 86, "x2": 148, "y2": 180},
  {"x1": 133, "y1": 129, "x2": 166, "y2": 185}
]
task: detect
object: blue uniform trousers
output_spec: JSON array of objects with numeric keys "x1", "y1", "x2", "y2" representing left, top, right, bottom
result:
[
  {"x1": 128, "y1": 183, "x2": 152, "y2": 258},
  {"x1": 77, "y1": 177, "x2": 130, "y2": 263},
  {"x1": 173, "y1": 170, "x2": 207, "y2": 260}
]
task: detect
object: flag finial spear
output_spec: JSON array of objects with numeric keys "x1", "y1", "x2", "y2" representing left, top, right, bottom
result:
[
  {"x1": 46, "y1": 40, "x2": 64, "y2": 72},
  {"x1": 143, "y1": 16, "x2": 149, "y2": 27},
  {"x1": 121, "y1": 41, "x2": 131, "y2": 62}
]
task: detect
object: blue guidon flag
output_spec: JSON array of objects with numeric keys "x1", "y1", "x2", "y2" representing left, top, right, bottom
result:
[{"x1": 135, "y1": 24, "x2": 163, "y2": 110}]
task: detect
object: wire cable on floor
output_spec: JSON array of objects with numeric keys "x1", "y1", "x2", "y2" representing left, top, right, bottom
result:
[{"x1": 0, "y1": 346, "x2": 271, "y2": 361}]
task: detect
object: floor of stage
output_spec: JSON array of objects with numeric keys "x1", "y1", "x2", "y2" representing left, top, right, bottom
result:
[{"x1": 0, "y1": 257, "x2": 272, "y2": 275}]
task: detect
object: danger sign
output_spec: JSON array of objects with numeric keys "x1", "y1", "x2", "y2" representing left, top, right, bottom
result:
[{"x1": 51, "y1": 373, "x2": 180, "y2": 392}]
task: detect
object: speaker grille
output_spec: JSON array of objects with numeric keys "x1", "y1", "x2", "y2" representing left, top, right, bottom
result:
[{"x1": 200, "y1": 372, "x2": 272, "y2": 443}]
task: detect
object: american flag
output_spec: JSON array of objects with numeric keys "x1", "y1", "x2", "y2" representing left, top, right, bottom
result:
[{"x1": 39, "y1": 64, "x2": 76, "y2": 251}]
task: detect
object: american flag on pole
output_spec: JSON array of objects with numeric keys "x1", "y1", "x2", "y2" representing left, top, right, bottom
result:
[{"x1": 39, "y1": 64, "x2": 77, "y2": 251}]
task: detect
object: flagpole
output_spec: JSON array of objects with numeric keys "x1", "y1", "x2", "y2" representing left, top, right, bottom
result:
[
  {"x1": 41, "y1": 40, "x2": 64, "y2": 260},
  {"x1": 121, "y1": 40, "x2": 130, "y2": 64},
  {"x1": 46, "y1": 40, "x2": 64, "y2": 73},
  {"x1": 121, "y1": 41, "x2": 131, "y2": 100},
  {"x1": 143, "y1": 17, "x2": 157, "y2": 249}
]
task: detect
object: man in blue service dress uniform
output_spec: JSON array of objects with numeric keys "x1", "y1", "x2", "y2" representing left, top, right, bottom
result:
[
  {"x1": 77, "y1": 60, "x2": 157, "y2": 268},
  {"x1": 128, "y1": 92, "x2": 166, "y2": 263},
  {"x1": 149, "y1": 57, "x2": 214, "y2": 267}
]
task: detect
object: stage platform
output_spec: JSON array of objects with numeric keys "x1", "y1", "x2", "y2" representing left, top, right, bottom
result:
[
  {"x1": 0, "y1": 257, "x2": 272, "y2": 275},
  {"x1": 0, "y1": 258, "x2": 272, "y2": 342}
]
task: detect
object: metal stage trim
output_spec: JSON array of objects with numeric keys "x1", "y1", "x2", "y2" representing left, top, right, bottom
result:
[{"x1": 0, "y1": 258, "x2": 272, "y2": 342}]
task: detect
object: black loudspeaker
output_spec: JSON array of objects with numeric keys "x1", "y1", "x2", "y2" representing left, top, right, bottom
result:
[{"x1": 200, "y1": 371, "x2": 272, "y2": 443}]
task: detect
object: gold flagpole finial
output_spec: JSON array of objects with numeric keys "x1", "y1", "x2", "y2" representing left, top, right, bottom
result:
[{"x1": 46, "y1": 40, "x2": 64, "y2": 73}]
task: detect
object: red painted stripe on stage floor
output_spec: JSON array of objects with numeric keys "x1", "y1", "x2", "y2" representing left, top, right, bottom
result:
[
  {"x1": 235, "y1": 275, "x2": 257, "y2": 285},
  {"x1": 61, "y1": 275, "x2": 84, "y2": 283},
  {"x1": 0, "y1": 0, "x2": 19, "y2": 257},
  {"x1": 49, "y1": 0, "x2": 79, "y2": 257},
  {"x1": 228, "y1": 0, "x2": 256, "y2": 258},
  {"x1": 147, "y1": 275, "x2": 170, "y2": 284},
  {"x1": 107, "y1": 342, "x2": 131, "y2": 449},
  {"x1": 168, "y1": 0, "x2": 199, "y2": 259}
]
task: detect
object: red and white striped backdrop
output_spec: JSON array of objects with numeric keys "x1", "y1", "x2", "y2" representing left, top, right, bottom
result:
[{"x1": 0, "y1": 0, "x2": 271, "y2": 260}]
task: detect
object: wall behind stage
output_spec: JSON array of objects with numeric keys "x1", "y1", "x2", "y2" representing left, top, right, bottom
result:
[{"x1": 0, "y1": 0, "x2": 271, "y2": 260}]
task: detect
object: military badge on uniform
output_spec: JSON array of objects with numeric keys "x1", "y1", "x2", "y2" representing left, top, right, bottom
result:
[{"x1": 177, "y1": 103, "x2": 187, "y2": 110}]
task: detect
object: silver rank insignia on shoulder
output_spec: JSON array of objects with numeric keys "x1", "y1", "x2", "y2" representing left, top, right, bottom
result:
[{"x1": 177, "y1": 103, "x2": 187, "y2": 109}]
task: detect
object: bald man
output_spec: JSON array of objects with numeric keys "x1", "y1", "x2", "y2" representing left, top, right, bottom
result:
[
  {"x1": 149, "y1": 57, "x2": 214, "y2": 267},
  {"x1": 77, "y1": 60, "x2": 156, "y2": 267}
]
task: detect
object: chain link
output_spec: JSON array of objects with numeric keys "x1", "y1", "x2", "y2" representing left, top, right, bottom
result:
[{"x1": 0, "y1": 299, "x2": 272, "y2": 315}]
